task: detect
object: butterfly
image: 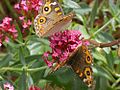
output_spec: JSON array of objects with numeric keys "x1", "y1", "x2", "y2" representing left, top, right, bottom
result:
[
  {"x1": 34, "y1": 0, "x2": 94, "y2": 88},
  {"x1": 51, "y1": 44, "x2": 94, "y2": 88},
  {"x1": 34, "y1": 0, "x2": 74, "y2": 37}
]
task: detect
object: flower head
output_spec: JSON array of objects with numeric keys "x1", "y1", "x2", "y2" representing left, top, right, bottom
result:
[
  {"x1": 14, "y1": 0, "x2": 42, "y2": 34},
  {"x1": 4, "y1": 82, "x2": 14, "y2": 90},
  {"x1": 29, "y1": 85, "x2": 41, "y2": 90},
  {"x1": 43, "y1": 30, "x2": 89, "y2": 67},
  {"x1": 0, "y1": 17, "x2": 18, "y2": 46},
  {"x1": 14, "y1": 0, "x2": 42, "y2": 16}
]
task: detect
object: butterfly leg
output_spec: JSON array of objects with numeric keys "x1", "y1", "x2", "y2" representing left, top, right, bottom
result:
[{"x1": 49, "y1": 60, "x2": 68, "y2": 74}]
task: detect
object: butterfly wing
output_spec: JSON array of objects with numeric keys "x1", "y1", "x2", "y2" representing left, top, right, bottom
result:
[
  {"x1": 41, "y1": 12, "x2": 74, "y2": 37},
  {"x1": 34, "y1": 0, "x2": 74, "y2": 37},
  {"x1": 67, "y1": 45, "x2": 94, "y2": 87}
]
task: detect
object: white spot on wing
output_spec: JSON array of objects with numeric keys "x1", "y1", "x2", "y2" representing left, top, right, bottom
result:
[{"x1": 50, "y1": 2, "x2": 57, "y2": 6}]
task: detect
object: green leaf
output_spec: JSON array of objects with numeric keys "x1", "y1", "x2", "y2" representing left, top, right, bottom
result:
[
  {"x1": 38, "y1": 79, "x2": 47, "y2": 89},
  {"x1": 72, "y1": 76, "x2": 88, "y2": 90},
  {"x1": 27, "y1": 36, "x2": 50, "y2": 55},
  {"x1": 19, "y1": 47, "x2": 26, "y2": 66},
  {"x1": 0, "y1": 81, "x2": 4, "y2": 90},
  {"x1": 95, "y1": 32, "x2": 114, "y2": 53},
  {"x1": 95, "y1": 76, "x2": 108, "y2": 90},
  {"x1": 31, "y1": 69, "x2": 45, "y2": 83},
  {"x1": 105, "y1": 52, "x2": 114, "y2": 71},
  {"x1": 109, "y1": 0, "x2": 118, "y2": 16},
  {"x1": 90, "y1": 0, "x2": 99, "y2": 28},
  {"x1": 70, "y1": 24, "x2": 90, "y2": 39},
  {"x1": 46, "y1": 67, "x2": 88, "y2": 90},
  {"x1": 0, "y1": 3, "x2": 5, "y2": 15},
  {"x1": 25, "y1": 55, "x2": 42, "y2": 62},
  {"x1": 0, "y1": 54, "x2": 11, "y2": 68},
  {"x1": 27, "y1": 74, "x2": 33, "y2": 88},
  {"x1": 63, "y1": 0, "x2": 80, "y2": 8},
  {"x1": 93, "y1": 65, "x2": 115, "y2": 82},
  {"x1": 15, "y1": 23, "x2": 23, "y2": 42},
  {"x1": 18, "y1": 70, "x2": 26, "y2": 90},
  {"x1": 93, "y1": 50, "x2": 107, "y2": 64},
  {"x1": 74, "y1": 8, "x2": 91, "y2": 15}
]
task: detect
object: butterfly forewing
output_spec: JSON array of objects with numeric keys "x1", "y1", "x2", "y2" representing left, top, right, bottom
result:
[{"x1": 34, "y1": 0, "x2": 74, "y2": 37}]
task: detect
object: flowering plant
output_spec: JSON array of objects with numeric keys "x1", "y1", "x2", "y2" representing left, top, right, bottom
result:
[
  {"x1": 0, "y1": 17, "x2": 17, "y2": 46},
  {"x1": 43, "y1": 30, "x2": 89, "y2": 67},
  {"x1": 4, "y1": 83, "x2": 14, "y2": 90}
]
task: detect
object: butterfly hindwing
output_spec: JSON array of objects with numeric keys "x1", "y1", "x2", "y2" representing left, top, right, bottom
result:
[
  {"x1": 50, "y1": 45, "x2": 94, "y2": 87},
  {"x1": 67, "y1": 45, "x2": 93, "y2": 87}
]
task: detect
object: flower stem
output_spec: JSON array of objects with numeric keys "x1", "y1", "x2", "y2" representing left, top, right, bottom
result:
[
  {"x1": 27, "y1": 66, "x2": 48, "y2": 72},
  {"x1": 4, "y1": 0, "x2": 18, "y2": 18},
  {"x1": 0, "y1": 3, "x2": 5, "y2": 16},
  {"x1": 112, "y1": 78, "x2": 120, "y2": 88},
  {"x1": 0, "y1": 66, "x2": 47, "y2": 72},
  {"x1": 89, "y1": 11, "x2": 120, "y2": 39}
]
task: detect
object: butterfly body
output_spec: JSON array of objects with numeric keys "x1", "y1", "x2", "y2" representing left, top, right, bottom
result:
[{"x1": 34, "y1": 0, "x2": 74, "y2": 37}]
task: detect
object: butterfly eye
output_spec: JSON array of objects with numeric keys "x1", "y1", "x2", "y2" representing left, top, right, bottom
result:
[
  {"x1": 86, "y1": 71, "x2": 90, "y2": 76},
  {"x1": 38, "y1": 16, "x2": 46, "y2": 24},
  {"x1": 86, "y1": 55, "x2": 92, "y2": 64},
  {"x1": 43, "y1": 5, "x2": 52, "y2": 14},
  {"x1": 44, "y1": 7, "x2": 49, "y2": 11},
  {"x1": 84, "y1": 67, "x2": 92, "y2": 77},
  {"x1": 87, "y1": 56, "x2": 90, "y2": 61}
]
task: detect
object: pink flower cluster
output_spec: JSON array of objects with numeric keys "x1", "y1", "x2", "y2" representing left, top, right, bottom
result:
[
  {"x1": 29, "y1": 85, "x2": 41, "y2": 90},
  {"x1": 43, "y1": 30, "x2": 88, "y2": 67},
  {"x1": 4, "y1": 82, "x2": 14, "y2": 90},
  {"x1": 19, "y1": 16, "x2": 32, "y2": 29},
  {"x1": 14, "y1": 0, "x2": 42, "y2": 15},
  {"x1": 14, "y1": 0, "x2": 42, "y2": 33},
  {"x1": 0, "y1": 17, "x2": 18, "y2": 46}
]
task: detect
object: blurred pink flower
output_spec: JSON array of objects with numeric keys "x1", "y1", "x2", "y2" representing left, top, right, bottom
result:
[
  {"x1": 4, "y1": 82, "x2": 14, "y2": 90},
  {"x1": 14, "y1": 4, "x2": 20, "y2": 9},
  {"x1": 2, "y1": 17, "x2": 12, "y2": 24},
  {"x1": 0, "y1": 17, "x2": 18, "y2": 46},
  {"x1": 43, "y1": 52, "x2": 53, "y2": 67},
  {"x1": 29, "y1": 85, "x2": 41, "y2": 90},
  {"x1": 14, "y1": 0, "x2": 42, "y2": 15},
  {"x1": 43, "y1": 30, "x2": 89, "y2": 67},
  {"x1": 27, "y1": 20, "x2": 32, "y2": 25},
  {"x1": 19, "y1": 16, "x2": 25, "y2": 20},
  {"x1": 14, "y1": 0, "x2": 42, "y2": 32},
  {"x1": 22, "y1": 19, "x2": 32, "y2": 29}
]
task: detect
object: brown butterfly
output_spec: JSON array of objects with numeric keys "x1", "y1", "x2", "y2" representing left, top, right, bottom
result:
[
  {"x1": 51, "y1": 45, "x2": 94, "y2": 88},
  {"x1": 34, "y1": 0, "x2": 74, "y2": 37},
  {"x1": 34, "y1": 0, "x2": 94, "y2": 88}
]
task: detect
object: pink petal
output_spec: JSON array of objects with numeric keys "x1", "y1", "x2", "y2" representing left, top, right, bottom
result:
[
  {"x1": 4, "y1": 83, "x2": 14, "y2": 90},
  {"x1": 14, "y1": 4, "x2": 20, "y2": 9},
  {"x1": 23, "y1": 22, "x2": 28, "y2": 28},
  {"x1": 19, "y1": 16, "x2": 25, "y2": 20},
  {"x1": 44, "y1": 59, "x2": 53, "y2": 67},
  {"x1": 27, "y1": 20, "x2": 32, "y2": 25},
  {"x1": 0, "y1": 43, "x2": 2, "y2": 47}
]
